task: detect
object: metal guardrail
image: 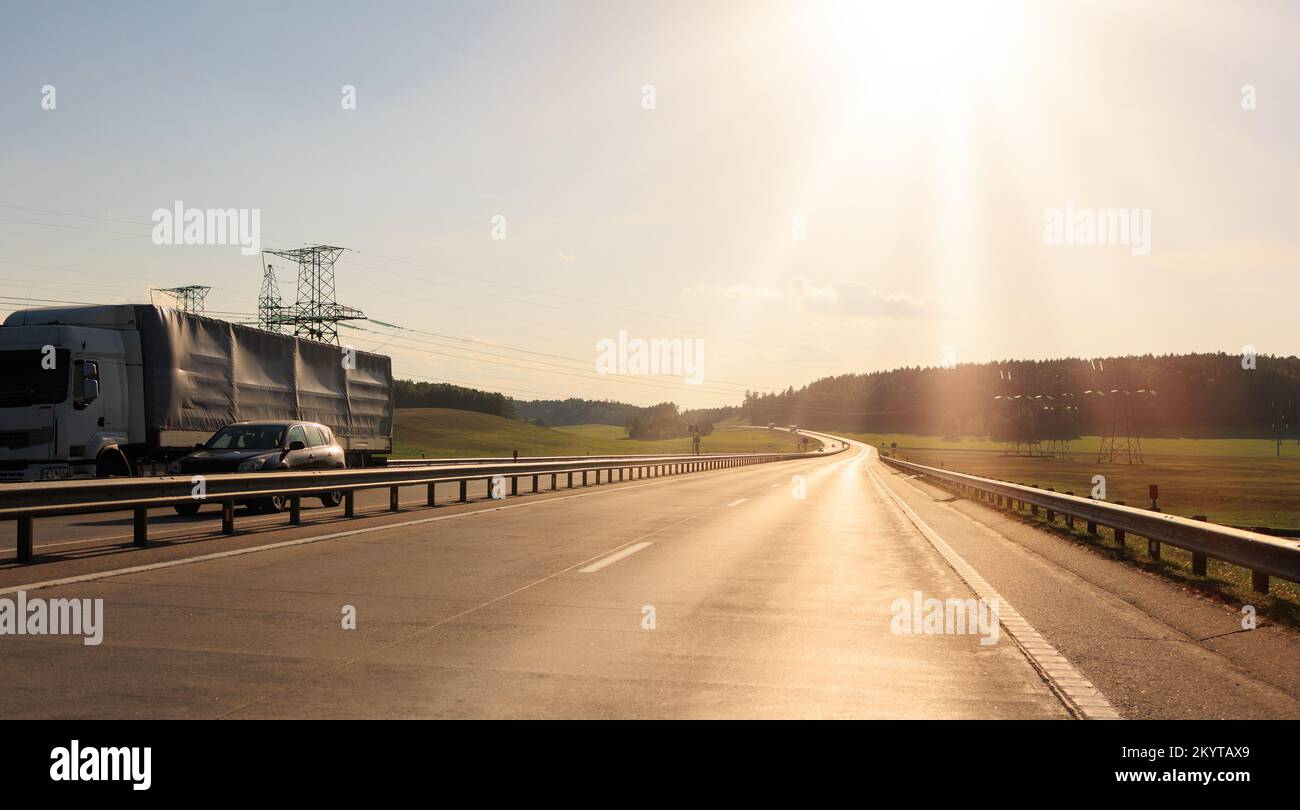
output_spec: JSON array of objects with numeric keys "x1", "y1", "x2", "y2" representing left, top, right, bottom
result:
[
  {"x1": 879, "y1": 455, "x2": 1300, "y2": 593},
  {"x1": 1, "y1": 449, "x2": 839, "y2": 564},
  {"x1": 386, "y1": 451, "x2": 776, "y2": 466}
]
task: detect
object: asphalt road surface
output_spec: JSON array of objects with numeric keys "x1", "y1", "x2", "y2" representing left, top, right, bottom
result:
[{"x1": 1, "y1": 440, "x2": 1296, "y2": 719}]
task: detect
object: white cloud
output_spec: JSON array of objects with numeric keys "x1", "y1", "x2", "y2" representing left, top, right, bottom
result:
[
  {"x1": 685, "y1": 278, "x2": 948, "y2": 320},
  {"x1": 787, "y1": 277, "x2": 948, "y2": 319}
]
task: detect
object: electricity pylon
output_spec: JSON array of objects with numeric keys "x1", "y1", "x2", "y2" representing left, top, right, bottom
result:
[
  {"x1": 258, "y1": 246, "x2": 365, "y2": 344},
  {"x1": 1088, "y1": 360, "x2": 1156, "y2": 464},
  {"x1": 156, "y1": 285, "x2": 210, "y2": 315}
]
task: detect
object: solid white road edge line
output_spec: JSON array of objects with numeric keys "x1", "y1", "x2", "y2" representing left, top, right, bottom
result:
[{"x1": 863, "y1": 445, "x2": 1122, "y2": 721}]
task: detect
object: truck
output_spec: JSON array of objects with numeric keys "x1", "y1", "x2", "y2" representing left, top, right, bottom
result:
[{"x1": 0, "y1": 305, "x2": 393, "y2": 481}]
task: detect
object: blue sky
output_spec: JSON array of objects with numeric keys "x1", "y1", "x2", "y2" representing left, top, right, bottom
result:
[{"x1": 2, "y1": 1, "x2": 1298, "y2": 407}]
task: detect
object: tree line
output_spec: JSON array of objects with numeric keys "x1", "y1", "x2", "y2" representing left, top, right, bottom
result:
[
  {"x1": 741, "y1": 353, "x2": 1300, "y2": 439},
  {"x1": 393, "y1": 380, "x2": 517, "y2": 418}
]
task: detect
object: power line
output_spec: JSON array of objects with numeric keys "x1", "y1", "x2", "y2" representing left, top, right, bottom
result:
[
  {"x1": 345, "y1": 325, "x2": 758, "y2": 400},
  {"x1": 2, "y1": 202, "x2": 717, "y2": 336},
  {"x1": 359, "y1": 320, "x2": 774, "y2": 394}
]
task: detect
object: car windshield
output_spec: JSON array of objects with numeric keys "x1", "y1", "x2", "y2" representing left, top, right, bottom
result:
[
  {"x1": 0, "y1": 349, "x2": 71, "y2": 407},
  {"x1": 205, "y1": 425, "x2": 286, "y2": 450}
]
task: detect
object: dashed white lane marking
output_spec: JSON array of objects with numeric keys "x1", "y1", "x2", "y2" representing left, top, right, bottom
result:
[
  {"x1": 578, "y1": 541, "x2": 654, "y2": 573},
  {"x1": 862, "y1": 444, "x2": 1121, "y2": 721},
  {"x1": 725, "y1": 498, "x2": 748, "y2": 508},
  {"x1": 771, "y1": 484, "x2": 781, "y2": 489}
]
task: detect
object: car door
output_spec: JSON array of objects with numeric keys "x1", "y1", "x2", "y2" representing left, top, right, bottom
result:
[
  {"x1": 282, "y1": 424, "x2": 313, "y2": 470},
  {"x1": 317, "y1": 426, "x2": 346, "y2": 468},
  {"x1": 303, "y1": 425, "x2": 332, "y2": 469}
]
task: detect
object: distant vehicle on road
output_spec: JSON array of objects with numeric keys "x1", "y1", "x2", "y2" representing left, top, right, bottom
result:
[
  {"x1": 0, "y1": 305, "x2": 393, "y2": 482},
  {"x1": 767, "y1": 422, "x2": 775, "y2": 430},
  {"x1": 168, "y1": 420, "x2": 346, "y2": 515},
  {"x1": 789, "y1": 424, "x2": 799, "y2": 433}
]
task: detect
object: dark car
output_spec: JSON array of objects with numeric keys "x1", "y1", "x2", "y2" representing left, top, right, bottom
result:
[{"x1": 168, "y1": 421, "x2": 346, "y2": 515}]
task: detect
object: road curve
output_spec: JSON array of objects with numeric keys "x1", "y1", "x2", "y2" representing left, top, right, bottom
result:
[{"x1": 1, "y1": 437, "x2": 1295, "y2": 719}]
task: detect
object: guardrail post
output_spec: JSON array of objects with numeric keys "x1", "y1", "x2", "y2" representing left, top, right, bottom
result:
[
  {"x1": 1063, "y1": 493, "x2": 1075, "y2": 529},
  {"x1": 17, "y1": 516, "x2": 33, "y2": 562},
  {"x1": 345, "y1": 491, "x2": 355, "y2": 517},
  {"x1": 1191, "y1": 516, "x2": 1208, "y2": 575},
  {"x1": 389, "y1": 486, "x2": 400, "y2": 512},
  {"x1": 290, "y1": 495, "x2": 302, "y2": 525},
  {"x1": 582, "y1": 470, "x2": 588, "y2": 487},
  {"x1": 567, "y1": 472, "x2": 574, "y2": 488},
  {"x1": 1113, "y1": 502, "x2": 1126, "y2": 545},
  {"x1": 133, "y1": 507, "x2": 148, "y2": 548},
  {"x1": 459, "y1": 480, "x2": 468, "y2": 502},
  {"x1": 1147, "y1": 537, "x2": 1160, "y2": 560},
  {"x1": 619, "y1": 468, "x2": 625, "y2": 482},
  {"x1": 221, "y1": 500, "x2": 235, "y2": 535},
  {"x1": 1045, "y1": 489, "x2": 1056, "y2": 523},
  {"x1": 1252, "y1": 571, "x2": 1270, "y2": 594},
  {"x1": 511, "y1": 476, "x2": 519, "y2": 496},
  {"x1": 551, "y1": 473, "x2": 557, "y2": 490},
  {"x1": 427, "y1": 483, "x2": 436, "y2": 507},
  {"x1": 532, "y1": 474, "x2": 539, "y2": 493}
]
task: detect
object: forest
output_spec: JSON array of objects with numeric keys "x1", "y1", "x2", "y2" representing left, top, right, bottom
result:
[{"x1": 740, "y1": 353, "x2": 1300, "y2": 439}]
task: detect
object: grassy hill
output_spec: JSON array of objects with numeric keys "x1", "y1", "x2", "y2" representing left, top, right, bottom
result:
[{"x1": 393, "y1": 409, "x2": 818, "y2": 458}]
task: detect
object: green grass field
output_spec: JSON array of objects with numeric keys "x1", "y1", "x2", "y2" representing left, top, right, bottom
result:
[
  {"x1": 845, "y1": 433, "x2": 1300, "y2": 529},
  {"x1": 393, "y1": 409, "x2": 818, "y2": 458}
]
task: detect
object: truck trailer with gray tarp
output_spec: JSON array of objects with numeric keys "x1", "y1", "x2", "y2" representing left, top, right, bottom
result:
[{"x1": 0, "y1": 304, "x2": 392, "y2": 481}]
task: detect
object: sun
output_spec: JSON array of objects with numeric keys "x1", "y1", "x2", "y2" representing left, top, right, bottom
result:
[{"x1": 799, "y1": 0, "x2": 1036, "y2": 112}]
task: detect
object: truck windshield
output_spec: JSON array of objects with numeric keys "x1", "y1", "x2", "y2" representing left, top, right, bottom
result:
[
  {"x1": 0, "y1": 349, "x2": 71, "y2": 406},
  {"x1": 206, "y1": 425, "x2": 286, "y2": 450}
]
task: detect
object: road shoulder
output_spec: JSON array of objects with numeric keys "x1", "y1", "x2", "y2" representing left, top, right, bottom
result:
[{"x1": 873, "y1": 459, "x2": 1300, "y2": 719}]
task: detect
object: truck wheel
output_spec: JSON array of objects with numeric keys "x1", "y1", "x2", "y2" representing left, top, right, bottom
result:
[
  {"x1": 173, "y1": 503, "x2": 202, "y2": 517},
  {"x1": 95, "y1": 449, "x2": 131, "y2": 478},
  {"x1": 319, "y1": 491, "x2": 344, "y2": 508}
]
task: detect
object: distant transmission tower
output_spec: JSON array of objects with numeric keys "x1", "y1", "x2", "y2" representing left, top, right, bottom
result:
[
  {"x1": 259, "y1": 246, "x2": 365, "y2": 344},
  {"x1": 257, "y1": 263, "x2": 292, "y2": 333},
  {"x1": 1272, "y1": 399, "x2": 1294, "y2": 457},
  {"x1": 994, "y1": 367, "x2": 1045, "y2": 457},
  {"x1": 1091, "y1": 359, "x2": 1156, "y2": 464},
  {"x1": 156, "y1": 285, "x2": 210, "y2": 315}
]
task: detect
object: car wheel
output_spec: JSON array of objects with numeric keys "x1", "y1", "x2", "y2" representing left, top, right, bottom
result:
[
  {"x1": 319, "y1": 491, "x2": 344, "y2": 508},
  {"x1": 173, "y1": 503, "x2": 202, "y2": 517},
  {"x1": 258, "y1": 495, "x2": 288, "y2": 514}
]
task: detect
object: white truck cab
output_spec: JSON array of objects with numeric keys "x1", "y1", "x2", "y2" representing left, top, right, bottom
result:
[{"x1": 0, "y1": 308, "x2": 137, "y2": 481}]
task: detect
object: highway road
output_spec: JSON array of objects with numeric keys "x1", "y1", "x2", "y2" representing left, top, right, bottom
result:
[{"x1": 1, "y1": 439, "x2": 1297, "y2": 719}]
